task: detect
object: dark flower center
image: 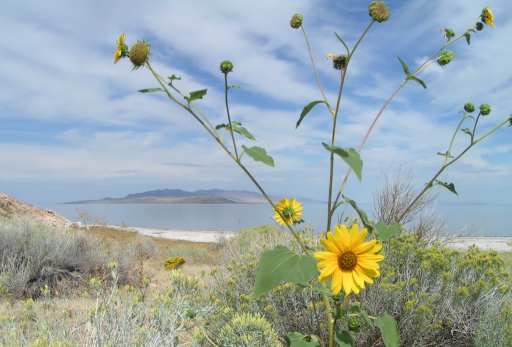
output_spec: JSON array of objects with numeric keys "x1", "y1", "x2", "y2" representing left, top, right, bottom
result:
[{"x1": 338, "y1": 251, "x2": 357, "y2": 271}]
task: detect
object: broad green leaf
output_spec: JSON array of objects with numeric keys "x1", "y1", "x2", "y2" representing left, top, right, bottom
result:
[
  {"x1": 287, "y1": 332, "x2": 321, "y2": 347},
  {"x1": 397, "y1": 57, "x2": 410, "y2": 76},
  {"x1": 254, "y1": 246, "x2": 317, "y2": 297},
  {"x1": 335, "y1": 32, "x2": 350, "y2": 55},
  {"x1": 407, "y1": 75, "x2": 427, "y2": 89},
  {"x1": 376, "y1": 314, "x2": 400, "y2": 347},
  {"x1": 322, "y1": 144, "x2": 363, "y2": 181},
  {"x1": 242, "y1": 145, "x2": 275, "y2": 167},
  {"x1": 435, "y1": 180, "x2": 458, "y2": 195},
  {"x1": 296, "y1": 100, "x2": 327, "y2": 128},
  {"x1": 216, "y1": 121, "x2": 255, "y2": 140},
  {"x1": 335, "y1": 330, "x2": 354, "y2": 347},
  {"x1": 375, "y1": 222, "x2": 401, "y2": 241},
  {"x1": 138, "y1": 87, "x2": 163, "y2": 93},
  {"x1": 184, "y1": 89, "x2": 207, "y2": 103},
  {"x1": 343, "y1": 195, "x2": 374, "y2": 233}
]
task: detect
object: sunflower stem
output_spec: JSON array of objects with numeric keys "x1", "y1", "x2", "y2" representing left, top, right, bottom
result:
[
  {"x1": 224, "y1": 73, "x2": 239, "y2": 160},
  {"x1": 145, "y1": 62, "x2": 308, "y2": 252}
]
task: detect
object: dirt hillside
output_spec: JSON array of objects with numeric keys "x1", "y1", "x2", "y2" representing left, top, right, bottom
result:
[{"x1": 0, "y1": 193, "x2": 71, "y2": 229}]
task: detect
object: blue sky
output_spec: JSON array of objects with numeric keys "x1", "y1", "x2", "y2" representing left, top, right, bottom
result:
[{"x1": 1, "y1": 0, "x2": 511, "y2": 206}]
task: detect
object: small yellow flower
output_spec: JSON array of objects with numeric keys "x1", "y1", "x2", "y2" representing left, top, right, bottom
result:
[
  {"x1": 481, "y1": 7, "x2": 495, "y2": 28},
  {"x1": 114, "y1": 33, "x2": 127, "y2": 63},
  {"x1": 273, "y1": 198, "x2": 303, "y2": 226},
  {"x1": 314, "y1": 224, "x2": 384, "y2": 296}
]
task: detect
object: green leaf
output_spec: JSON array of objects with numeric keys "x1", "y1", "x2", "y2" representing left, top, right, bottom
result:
[
  {"x1": 296, "y1": 100, "x2": 327, "y2": 128},
  {"x1": 435, "y1": 180, "x2": 458, "y2": 195},
  {"x1": 184, "y1": 89, "x2": 207, "y2": 103},
  {"x1": 376, "y1": 314, "x2": 400, "y2": 347},
  {"x1": 138, "y1": 87, "x2": 163, "y2": 93},
  {"x1": 461, "y1": 128, "x2": 473, "y2": 137},
  {"x1": 343, "y1": 195, "x2": 374, "y2": 233},
  {"x1": 322, "y1": 144, "x2": 363, "y2": 181},
  {"x1": 242, "y1": 145, "x2": 275, "y2": 167},
  {"x1": 254, "y1": 246, "x2": 317, "y2": 298},
  {"x1": 375, "y1": 222, "x2": 401, "y2": 241},
  {"x1": 216, "y1": 121, "x2": 255, "y2": 140},
  {"x1": 287, "y1": 332, "x2": 321, "y2": 347},
  {"x1": 167, "y1": 74, "x2": 181, "y2": 81},
  {"x1": 436, "y1": 151, "x2": 453, "y2": 159},
  {"x1": 464, "y1": 32, "x2": 471, "y2": 45},
  {"x1": 397, "y1": 57, "x2": 410, "y2": 76},
  {"x1": 335, "y1": 330, "x2": 354, "y2": 347},
  {"x1": 334, "y1": 32, "x2": 350, "y2": 55},
  {"x1": 407, "y1": 75, "x2": 427, "y2": 89}
]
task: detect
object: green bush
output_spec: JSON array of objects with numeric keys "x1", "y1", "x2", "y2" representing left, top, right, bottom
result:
[
  {"x1": 203, "y1": 226, "x2": 512, "y2": 346},
  {"x1": 0, "y1": 217, "x2": 136, "y2": 299}
]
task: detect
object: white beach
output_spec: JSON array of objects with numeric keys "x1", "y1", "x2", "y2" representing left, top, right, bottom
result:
[{"x1": 91, "y1": 224, "x2": 512, "y2": 252}]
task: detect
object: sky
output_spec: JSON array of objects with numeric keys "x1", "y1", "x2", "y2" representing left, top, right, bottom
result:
[{"x1": 0, "y1": 0, "x2": 511, "y2": 206}]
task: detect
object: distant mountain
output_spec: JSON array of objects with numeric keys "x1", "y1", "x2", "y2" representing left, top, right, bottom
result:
[{"x1": 63, "y1": 188, "x2": 318, "y2": 205}]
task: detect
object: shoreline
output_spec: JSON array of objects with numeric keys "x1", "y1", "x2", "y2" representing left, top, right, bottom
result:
[{"x1": 85, "y1": 223, "x2": 512, "y2": 252}]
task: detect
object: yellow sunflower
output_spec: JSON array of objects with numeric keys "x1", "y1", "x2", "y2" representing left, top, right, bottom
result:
[
  {"x1": 273, "y1": 198, "x2": 303, "y2": 226},
  {"x1": 481, "y1": 7, "x2": 495, "y2": 28},
  {"x1": 114, "y1": 33, "x2": 127, "y2": 63},
  {"x1": 314, "y1": 224, "x2": 384, "y2": 296}
]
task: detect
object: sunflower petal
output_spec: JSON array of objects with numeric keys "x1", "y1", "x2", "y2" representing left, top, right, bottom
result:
[
  {"x1": 314, "y1": 251, "x2": 338, "y2": 261},
  {"x1": 331, "y1": 269, "x2": 343, "y2": 295},
  {"x1": 342, "y1": 271, "x2": 354, "y2": 295},
  {"x1": 354, "y1": 240, "x2": 377, "y2": 255},
  {"x1": 321, "y1": 238, "x2": 342, "y2": 254}
]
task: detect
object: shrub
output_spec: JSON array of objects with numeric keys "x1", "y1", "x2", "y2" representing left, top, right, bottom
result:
[
  {"x1": 0, "y1": 268, "x2": 195, "y2": 346},
  {"x1": 0, "y1": 217, "x2": 134, "y2": 298},
  {"x1": 204, "y1": 226, "x2": 512, "y2": 346}
]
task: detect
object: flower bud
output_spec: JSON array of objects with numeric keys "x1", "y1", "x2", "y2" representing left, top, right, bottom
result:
[
  {"x1": 475, "y1": 22, "x2": 484, "y2": 31},
  {"x1": 479, "y1": 104, "x2": 491, "y2": 116},
  {"x1": 437, "y1": 50, "x2": 455, "y2": 66},
  {"x1": 220, "y1": 60, "x2": 234, "y2": 74},
  {"x1": 129, "y1": 41, "x2": 151, "y2": 69},
  {"x1": 368, "y1": 1, "x2": 390, "y2": 23},
  {"x1": 290, "y1": 13, "x2": 304, "y2": 29},
  {"x1": 464, "y1": 102, "x2": 476, "y2": 113},
  {"x1": 348, "y1": 316, "x2": 361, "y2": 332}
]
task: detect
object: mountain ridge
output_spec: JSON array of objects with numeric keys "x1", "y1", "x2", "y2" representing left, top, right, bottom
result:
[{"x1": 63, "y1": 188, "x2": 318, "y2": 205}]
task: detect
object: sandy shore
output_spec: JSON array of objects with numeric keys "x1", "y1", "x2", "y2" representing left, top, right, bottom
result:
[{"x1": 89, "y1": 224, "x2": 512, "y2": 252}]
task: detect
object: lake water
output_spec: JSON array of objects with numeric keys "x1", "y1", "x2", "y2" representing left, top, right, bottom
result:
[{"x1": 47, "y1": 202, "x2": 511, "y2": 237}]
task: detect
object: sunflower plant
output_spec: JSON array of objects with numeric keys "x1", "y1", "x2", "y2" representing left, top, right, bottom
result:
[{"x1": 113, "y1": 3, "x2": 509, "y2": 346}]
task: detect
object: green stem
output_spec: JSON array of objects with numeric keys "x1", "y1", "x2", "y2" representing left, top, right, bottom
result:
[
  {"x1": 444, "y1": 113, "x2": 468, "y2": 165},
  {"x1": 471, "y1": 112, "x2": 482, "y2": 144},
  {"x1": 325, "y1": 20, "x2": 375, "y2": 234},
  {"x1": 146, "y1": 62, "x2": 308, "y2": 252},
  {"x1": 330, "y1": 32, "x2": 469, "y2": 214},
  {"x1": 224, "y1": 73, "x2": 239, "y2": 160},
  {"x1": 301, "y1": 25, "x2": 333, "y2": 115},
  {"x1": 398, "y1": 116, "x2": 510, "y2": 222}
]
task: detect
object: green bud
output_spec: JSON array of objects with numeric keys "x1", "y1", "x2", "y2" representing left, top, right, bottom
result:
[
  {"x1": 220, "y1": 60, "x2": 234, "y2": 74},
  {"x1": 290, "y1": 13, "x2": 304, "y2": 29},
  {"x1": 443, "y1": 28, "x2": 455, "y2": 41},
  {"x1": 476, "y1": 22, "x2": 484, "y2": 31},
  {"x1": 368, "y1": 1, "x2": 390, "y2": 23},
  {"x1": 464, "y1": 102, "x2": 476, "y2": 113},
  {"x1": 479, "y1": 104, "x2": 491, "y2": 116},
  {"x1": 348, "y1": 316, "x2": 361, "y2": 332},
  {"x1": 437, "y1": 50, "x2": 455, "y2": 66}
]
